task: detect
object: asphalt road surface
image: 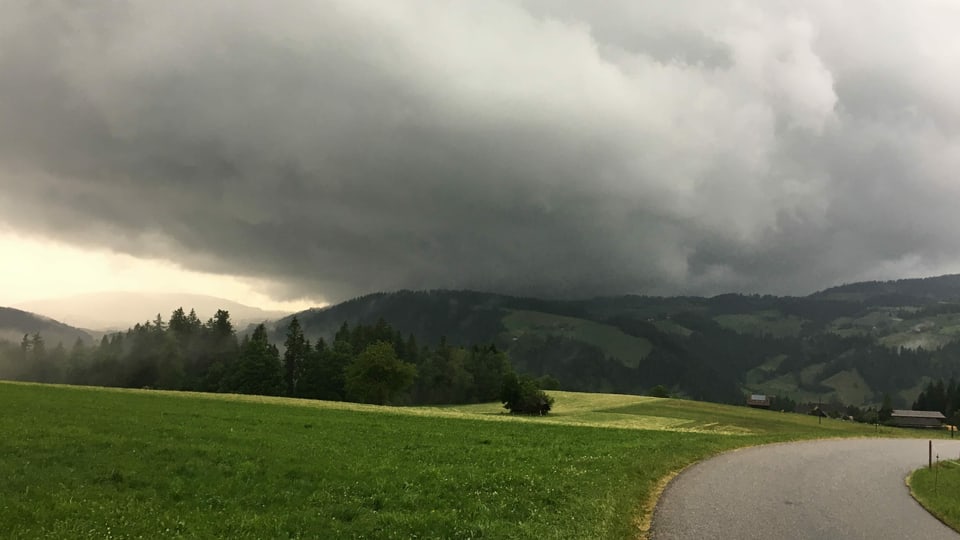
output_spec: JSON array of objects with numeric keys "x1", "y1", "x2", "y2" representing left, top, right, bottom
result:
[{"x1": 651, "y1": 438, "x2": 960, "y2": 540}]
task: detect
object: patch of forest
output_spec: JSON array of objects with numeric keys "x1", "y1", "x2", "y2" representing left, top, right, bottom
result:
[{"x1": 0, "y1": 308, "x2": 551, "y2": 413}]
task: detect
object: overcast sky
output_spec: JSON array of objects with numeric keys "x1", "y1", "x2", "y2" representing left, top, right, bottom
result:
[{"x1": 3, "y1": 1, "x2": 960, "y2": 308}]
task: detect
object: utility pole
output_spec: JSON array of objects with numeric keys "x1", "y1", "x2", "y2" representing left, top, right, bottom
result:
[{"x1": 818, "y1": 397, "x2": 822, "y2": 425}]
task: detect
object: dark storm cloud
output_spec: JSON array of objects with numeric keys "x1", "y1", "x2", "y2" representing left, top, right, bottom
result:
[{"x1": 3, "y1": 1, "x2": 960, "y2": 302}]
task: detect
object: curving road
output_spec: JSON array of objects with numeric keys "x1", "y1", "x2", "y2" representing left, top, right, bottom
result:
[{"x1": 651, "y1": 438, "x2": 960, "y2": 540}]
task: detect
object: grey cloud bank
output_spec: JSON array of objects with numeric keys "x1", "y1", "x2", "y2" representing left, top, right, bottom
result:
[{"x1": 2, "y1": 1, "x2": 960, "y2": 303}]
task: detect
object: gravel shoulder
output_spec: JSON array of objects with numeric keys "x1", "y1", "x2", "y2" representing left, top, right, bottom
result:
[{"x1": 651, "y1": 438, "x2": 960, "y2": 540}]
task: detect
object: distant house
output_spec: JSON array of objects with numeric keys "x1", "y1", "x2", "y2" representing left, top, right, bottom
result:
[
  {"x1": 806, "y1": 402, "x2": 844, "y2": 418},
  {"x1": 890, "y1": 410, "x2": 946, "y2": 429},
  {"x1": 746, "y1": 394, "x2": 771, "y2": 409},
  {"x1": 808, "y1": 406, "x2": 828, "y2": 418}
]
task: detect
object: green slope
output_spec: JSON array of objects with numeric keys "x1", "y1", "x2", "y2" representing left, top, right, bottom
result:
[
  {"x1": 820, "y1": 369, "x2": 872, "y2": 406},
  {"x1": 714, "y1": 311, "x2": 804, "y2": 338},
  {"x1": 0, "y1": 307, "x2": 92, "y2": 346},
  {"x1": 503, "y1": 310, "x2": 652, "y2": 368}
]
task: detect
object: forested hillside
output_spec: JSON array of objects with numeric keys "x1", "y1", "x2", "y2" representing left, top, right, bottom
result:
[
  {"x1": 267, "y1": 275, "x2": 960, "y2": 409},
  {"x1": 11, "y1": 274, "x2": 960, "y2": 410},
  {"x1": 0, "y1": 307, "x2": 92, "y2": 347}
]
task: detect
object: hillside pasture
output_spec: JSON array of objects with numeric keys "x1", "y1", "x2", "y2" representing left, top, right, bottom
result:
[
  {"x1": 650, "y1": 319, "x2": 693, "y2": 336},
  {"x1": 503, "y1": 310, "x2": 652, "y2": 368},
  {"x1": 744, "y1": 378, "x2": 821, "y2": 405},
  {"x1": 820, "y1": 369, "x2": 872, "y2": 406},
  {"x1": 880, "y1": 331, "x2": 955, "y2": 351},
  {"x1": 829, "y1": 309, "x2": 960, "y2": 351},
  {"x1": 743, "y1": 356, "x2": 786, "y2": 386},
  {"x1": 744, "y1": 362, "x2": 876, "y2": 407},
  {"x1": 828, "y1": 309, "x2": 902, "y2": 337},
  {"x1": 713, "y1": 311, "x2": 804, "y2": 338}
]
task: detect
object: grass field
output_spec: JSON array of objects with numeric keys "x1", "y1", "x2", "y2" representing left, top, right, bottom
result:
[
  {"x1": 820, "y1": 369, "x2": 872, "y2": 406},
  {"x1": 744, "y1": 364, "x2": 876, "y2": 407},
  {"x1": 503, "y1": 310, "x2": 652, "y2": 368},
  {"x1": 0, "y1": 382, "x2": 945, "y2": 539},
  {"x1": 829, "y1": 309, "x2": 960, "y2": 351},
  {"x1": 909, "y1": 460, "x2": 960, "y2": 534},
  {"x1": 650, "y1": 319, "x2": 692, "y2": 337},
  {"x1": 713, "y1": 311, "x2": 804, "y2": 338}
]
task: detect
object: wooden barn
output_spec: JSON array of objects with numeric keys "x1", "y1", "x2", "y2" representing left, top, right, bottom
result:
[
  {"x1": 746, "y1": 394, "x2": 771, "y2": 409},
  {"x1": 889, "y1": 409, "x2": 946, "y2": 428}
]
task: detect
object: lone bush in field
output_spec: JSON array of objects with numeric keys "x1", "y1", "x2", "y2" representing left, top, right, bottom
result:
[
  {"x1": 501, "y1": 373, "x2": 553, "y2": 415},
  {"x1": 648, "y1": 384, "x2": 670, "y2": 398}
]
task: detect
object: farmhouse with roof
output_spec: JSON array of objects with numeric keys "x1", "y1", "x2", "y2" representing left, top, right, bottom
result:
[
  {"x1": 746, "y1": 394, "x2": 771, "y2": 409},
  {"x1": 889, "y1": 409, "x2": 946, "y2": 428}
]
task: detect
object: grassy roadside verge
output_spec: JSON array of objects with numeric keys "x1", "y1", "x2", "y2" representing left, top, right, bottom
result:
[
  {"x1": 1, "y1": 381, "x2": 945, "y2": 539},
  {"x1": 909, "y1": 460, "x2": 960, "y2": 533}
]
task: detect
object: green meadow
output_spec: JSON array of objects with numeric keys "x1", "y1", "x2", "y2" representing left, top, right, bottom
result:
[
  {"x1": 713, "y1": 311, "x2": 804, "y2": 338},
  {"x1": 0, "y1": 382, "x2": 943, "y2": 539},
  {"x1": 502, "y1": 310, "x2": 652, "y2": 368}
]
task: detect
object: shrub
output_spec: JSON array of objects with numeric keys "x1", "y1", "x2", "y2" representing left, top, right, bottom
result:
[
  {"x1": 501, "y1": 373, "x2": 554, "y2": 415},
  {"x1": 648, "y1": 385, "x2": 670, "y2": 398}
]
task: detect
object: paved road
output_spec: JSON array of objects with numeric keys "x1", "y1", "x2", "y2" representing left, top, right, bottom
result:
[{"x1": 651, "y1": 438, "x2": 960, "y2": 540}]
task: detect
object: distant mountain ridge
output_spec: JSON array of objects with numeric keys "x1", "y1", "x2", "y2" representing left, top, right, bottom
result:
[
  {"x1": 13, "y1": 273, "x2": 960, "y2": 410},
  {"x1": 0, "y1": 307, "x2": 92, "y2": 346},
  {"x1": 268, "y1": 274, "x2": 960, "y2": 408},
  {"x1": 813, "y1": 274, "x2": 960, "y2": 302},
  {"x1": 15, "y1": 292, "x2": 292, "y2": 331}
]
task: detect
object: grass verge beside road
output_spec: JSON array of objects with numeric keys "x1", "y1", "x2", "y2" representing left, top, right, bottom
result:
[{"x1": 910, "y1": 460, "x2": 960, "y2": 534}]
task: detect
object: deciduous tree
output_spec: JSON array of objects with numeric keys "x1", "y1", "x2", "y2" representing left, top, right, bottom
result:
[
  {"x1": 500, "y1": 373, "x2": 553, "y2": 415},
  {"x1": 345, "y1": 341, "x2": 416, "y2": 405}
]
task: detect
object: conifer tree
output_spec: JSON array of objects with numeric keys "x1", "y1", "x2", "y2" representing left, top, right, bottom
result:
[
  {"x1": 66, "y1": 337, "x2": 88, "y2": 385},
  {"x1": 234, "y1": 324, "x2": 281, "y2": 396},
  {"x1": 204, "y1": 310, "x2": 239, "y2": 392},
  {"x1": 283, "y1": 316, "x2": 309, "y2": 396},
  {"x1": 297, "y1": 337, "x2": 325, "y2": 399}
]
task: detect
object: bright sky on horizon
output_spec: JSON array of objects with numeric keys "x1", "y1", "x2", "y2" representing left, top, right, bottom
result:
[{"x1": 1, "y1": 231, "x2": 318, "y2": 311}]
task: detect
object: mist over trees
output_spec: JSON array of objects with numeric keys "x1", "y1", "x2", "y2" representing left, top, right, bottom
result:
[{"x1": 0, "y1": 308, "x2": 545, "y2": 411}]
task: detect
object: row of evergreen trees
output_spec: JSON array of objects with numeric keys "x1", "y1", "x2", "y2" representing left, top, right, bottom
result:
[
  {"x1": 912, "y1": 378, "x2": 960, "y2": 424},
  {"x1": 0, "y1": 309, "x2": 551, "y2": 411}
]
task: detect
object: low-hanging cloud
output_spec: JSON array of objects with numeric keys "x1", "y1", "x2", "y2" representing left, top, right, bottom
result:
[{"x1": 3, "y1": 0, "x2": 960, "y2": 302}]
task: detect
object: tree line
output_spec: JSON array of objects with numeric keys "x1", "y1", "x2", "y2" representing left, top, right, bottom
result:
[
  {"x1": 913, "y1": 378, "x2": 960, "y2": 425},
  {"x1": 0, "y1": 308, "x2": 552, "y2": 414}
]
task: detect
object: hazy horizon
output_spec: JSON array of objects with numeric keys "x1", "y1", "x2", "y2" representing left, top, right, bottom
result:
[{"x1": 11, "y1": 290, "x2": 302, "y2": 331}]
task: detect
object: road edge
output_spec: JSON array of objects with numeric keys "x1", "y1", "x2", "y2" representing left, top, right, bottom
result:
[{"x1": 634, "y1": 468, "x2": 682, "y2": 540}]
